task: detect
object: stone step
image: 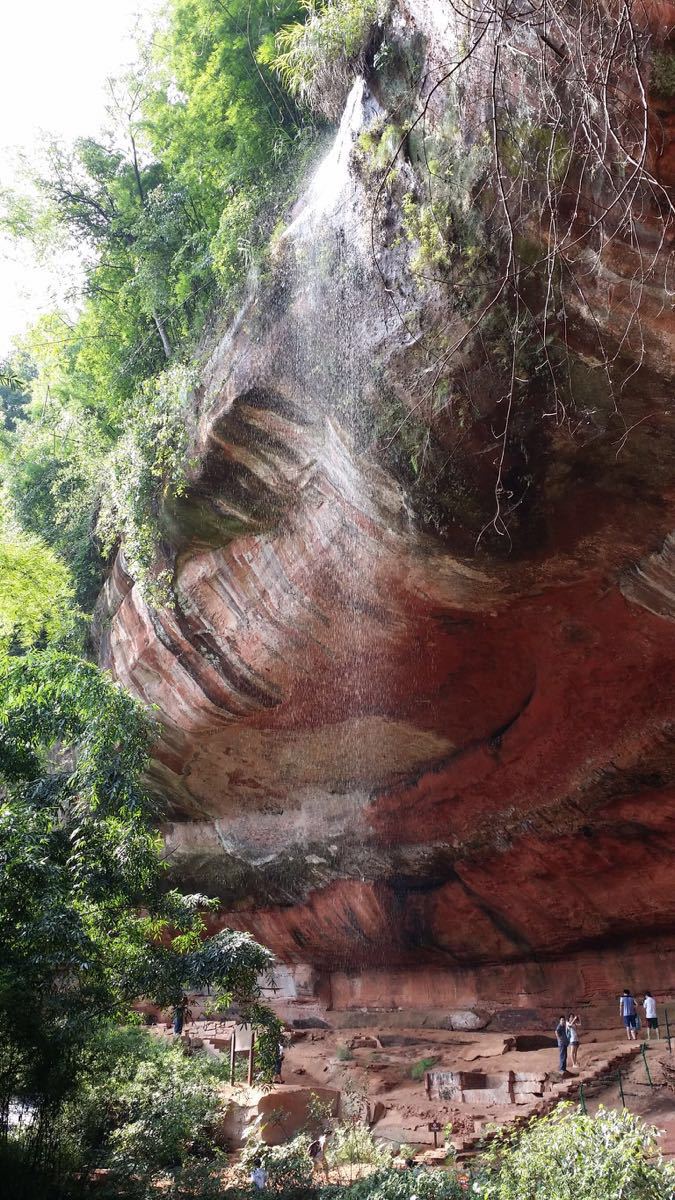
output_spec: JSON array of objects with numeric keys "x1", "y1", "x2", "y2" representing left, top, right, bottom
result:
[{"x1": 449, "y1": 1045, "x2": 643, "y2": 1161}]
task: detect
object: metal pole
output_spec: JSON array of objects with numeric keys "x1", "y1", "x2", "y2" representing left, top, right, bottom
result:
[
  {"x1": 230, "y1": 1034, "x2": 236, "y2": 1085},
  {"x1": 666, "y1": 1008, "x2": 672, "y2": 1054},
  {"x1": 617, "y1": 1069, "x2": 626, "y2": 1108},
  {"x1": 579, "y1": 1083, "x2": 587, "y2": 1114},
  {"x1": 641, "y1": 1044, "x2": 654, "y2": 1087}
]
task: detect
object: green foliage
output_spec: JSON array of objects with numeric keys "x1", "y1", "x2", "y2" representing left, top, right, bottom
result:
[
  {"x1": 240, "y1": 1133, "x2": 314, "y2": 1191},
  {"x1": 72, "y1": 1026, "x2": 225, "y2": 1185},
  {"x1": 2, "y1": 1024, "x2": 230, "y2": 1199},
  {"x1": 0, "y1": 649, "x2": 276, "y2": 1190},
  {"x1": 328, "y1": 1167, "x2": 464, "y2": 1200},
  {"x1": 356, "y1": 121, "x2": 405, "y2": 182},
  {"x1": 1, "y1": 0, "x2": 314, "y2": 610},
  {"x1": 0, "y1": 361, "x2": 31, "y2": 430},
  {"x1": 400, "y1": 118, "x2": 491, "y2": 294},
  {"x1": 409, "y1": 1056, "x2": 437, "y2": 1081},
  {"x1": 274, "y1": 0, "x2": 388, "y2": 120},
  {"x1": 500, "y1": 121, "x2": 570, "y2": 187},
  {"x1": 652, "y1": 51, "x2": 675, "y2": 97},
  {"x1": 336, "y1": 1044, "x2": 354, "y2": 1061},
  {"x1": 249, "y1": 1005, "x2": 285, "y2": 1082},
  {"x1": 0, "y1": 526, "x2": 81, "y2": 658},
  {"x1": 97, "y1": 362, "x2": 198, "y2": 600},
  {"x1": 402, "y1": 194, "x2": 452, "y2": 274},
  {"x1": 472, "y1": 1104, "x2": 675, "y2": 1199},
  {"x1": 327, "y1": 1122, "x2": 389, "y2": 1169},
  {"x1": 2, "y1": 323, "x2": 109, "y2": 609}
]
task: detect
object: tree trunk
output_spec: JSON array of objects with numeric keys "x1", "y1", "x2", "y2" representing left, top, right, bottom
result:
[{"x1": 153, "y1": 313, "x2": 172, "y2": 359}]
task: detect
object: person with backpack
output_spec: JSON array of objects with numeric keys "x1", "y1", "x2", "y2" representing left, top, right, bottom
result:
[{"x1": 619, "y1": 989, "x2": 638, "y2": 1040}]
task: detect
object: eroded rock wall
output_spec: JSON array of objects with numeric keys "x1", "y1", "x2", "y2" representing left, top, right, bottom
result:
[{"x1": 97, "y1": 0, "x2": 675, "y2": 1009}]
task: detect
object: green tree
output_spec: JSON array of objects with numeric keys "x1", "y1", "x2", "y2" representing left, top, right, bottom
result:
[
  {"x1": 0, "y1": 528, "x2": 80, "y2": 659},
  {"x1": 0, "y1": 650, "x2": 275, "y2": 1184},
  {"x1": 0, "y1": 0, "x2": 315, "y2": 606}
]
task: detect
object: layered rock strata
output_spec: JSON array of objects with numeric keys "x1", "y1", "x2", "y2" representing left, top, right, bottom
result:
[{"x1": 97, "y1": 0, "x2": 675, "y2": 1010}]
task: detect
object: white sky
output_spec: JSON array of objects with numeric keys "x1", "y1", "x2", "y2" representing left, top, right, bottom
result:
[{"x1": 0, "y1": 0, "x2": 159, "y2": 358}]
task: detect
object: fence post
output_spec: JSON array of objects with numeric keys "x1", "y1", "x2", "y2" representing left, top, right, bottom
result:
[
  {"x1": 666, "y1": 1008, "x2": 672, "y2": 1054},
  {"x1": 641, "y1": 1044, "x2": 654, "y2": 1087},
  {"x1": 618, "y1": 1069, "x2": 626, "y2": 1108},
  {"x1": 579, "y1": 1083, "x2": 587, "y2": 1114}
]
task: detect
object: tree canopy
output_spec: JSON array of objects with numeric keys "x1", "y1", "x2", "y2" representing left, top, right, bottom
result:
[
  {"x1": 0, "y1": 0, "x2": 316, "y2": 609},
  {"x1": 0, "y1": 649, "x2": 276, "y2": 1179}
]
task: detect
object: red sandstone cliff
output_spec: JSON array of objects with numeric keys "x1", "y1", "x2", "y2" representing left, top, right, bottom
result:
[{"x1": 96, "y1": 0, "x2": 675, "y2": 1008}]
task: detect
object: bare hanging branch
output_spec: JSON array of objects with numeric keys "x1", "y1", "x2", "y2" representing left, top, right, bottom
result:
[{"x1": 366, "y1": 0, "x2": 674, "y2": 543}]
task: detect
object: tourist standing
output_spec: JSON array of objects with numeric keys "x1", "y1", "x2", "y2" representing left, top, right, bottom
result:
[
  {"x1": 567, "y1": 1014, "x2": 580, "y2": 1068},
  {"x1": 619, "y1": 989, "x2": 638, "y2": 1041},
  {"x1": 250, "y1": 1160, "x2": 268, "y2": 1189},
  {"x1": 555, "y1": 1015, "x2": 569, "y2": 1073},
  {"x1": 642, "y1": 991, "x2": 659, "y2": 1040},
  {"x1": 173, "y1": 993, "x2": 191, "y2": 1036},
  {"x1": 308, "y1": 1133, "x2": 330, "y2": 1180}
]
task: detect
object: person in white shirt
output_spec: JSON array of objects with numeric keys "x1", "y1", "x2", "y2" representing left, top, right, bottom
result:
[
  {"x1": 308, "y1": 1132, "x2": 330, "y2": 1180},
  {"x1": 250, "y1": 1161, "x2": 268, "y2": 1190},
  {"x1": 642, "y1": 991, "x2": 659, "y2": 1040}
]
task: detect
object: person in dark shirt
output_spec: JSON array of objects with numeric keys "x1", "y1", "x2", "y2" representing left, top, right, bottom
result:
[
  {"x1": 173, "y1": 994, "x2": 191, "y2": 1036},
  {"x1": 555, "y1": 1015, "x2": 569, "y2": 1073}
]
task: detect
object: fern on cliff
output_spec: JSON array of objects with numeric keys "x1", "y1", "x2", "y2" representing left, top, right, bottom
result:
[{"x1": 273, "y1": 0, "x2": 389, "y2": 120}]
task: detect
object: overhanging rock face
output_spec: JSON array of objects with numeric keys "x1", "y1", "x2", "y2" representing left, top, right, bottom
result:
[{"x1": 97, "y1": 0, "x2": 675, "y2": 1006}]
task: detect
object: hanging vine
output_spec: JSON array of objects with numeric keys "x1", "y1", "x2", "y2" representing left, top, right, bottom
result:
[{"x1": 367, "y1": 0, "x2": 674, "y2": 544}]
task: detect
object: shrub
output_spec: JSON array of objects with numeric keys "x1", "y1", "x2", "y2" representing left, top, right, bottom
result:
[
  {"x1": 210, "y1": 190, "x2": 261, "y2": 291},
  {"x1": 274, "y1": 0, "x2": 389, "y2": 121},
  {"x1": 409, "y1": 1056, "x2": 437, "y2": 1081},
  {"x1": 97, "y1": 362, "x2": 198, "y2": 601},
  {"x1": 239, "y1": 1134, "x2": 315, "y2": 1192},
  {"x1": 4, "y1": 414, "x2": 106, "y2": 610},
  {"x1": 67, "y1": 1026, "x2": 227, "y2": 1186},
  {"x1": 336, "y1": 1044, "x2": 354, "y2": 1061},
  {"x1": 328, "y1": 1122, "x2": 389, "y2": 1168},
  {"x1": 472, "y1": 1103, "x2": 675, "y2": 1199},
  {"x1": 333, "y1": 1167, "x2": 465, "y2": 1200}
]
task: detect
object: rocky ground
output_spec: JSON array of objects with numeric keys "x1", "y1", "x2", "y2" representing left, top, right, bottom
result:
[{"x1": 152, "y1": 1014, "x2": 675, "y2": 1161}]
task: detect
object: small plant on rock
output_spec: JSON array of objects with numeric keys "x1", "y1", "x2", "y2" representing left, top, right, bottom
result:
[
  {"x1": 328, "y1": 1122, "x2": 389, "y2": 1169},
  {"x1": 410, "y1": 1056, "x2": 437, "y2": 1081},
  {"x1": 274, "y1": 0, "x2": 389, "y2": 120},
  {"x1": 336, "y1": 1044, "x2": 354, "y2": 1062}
]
